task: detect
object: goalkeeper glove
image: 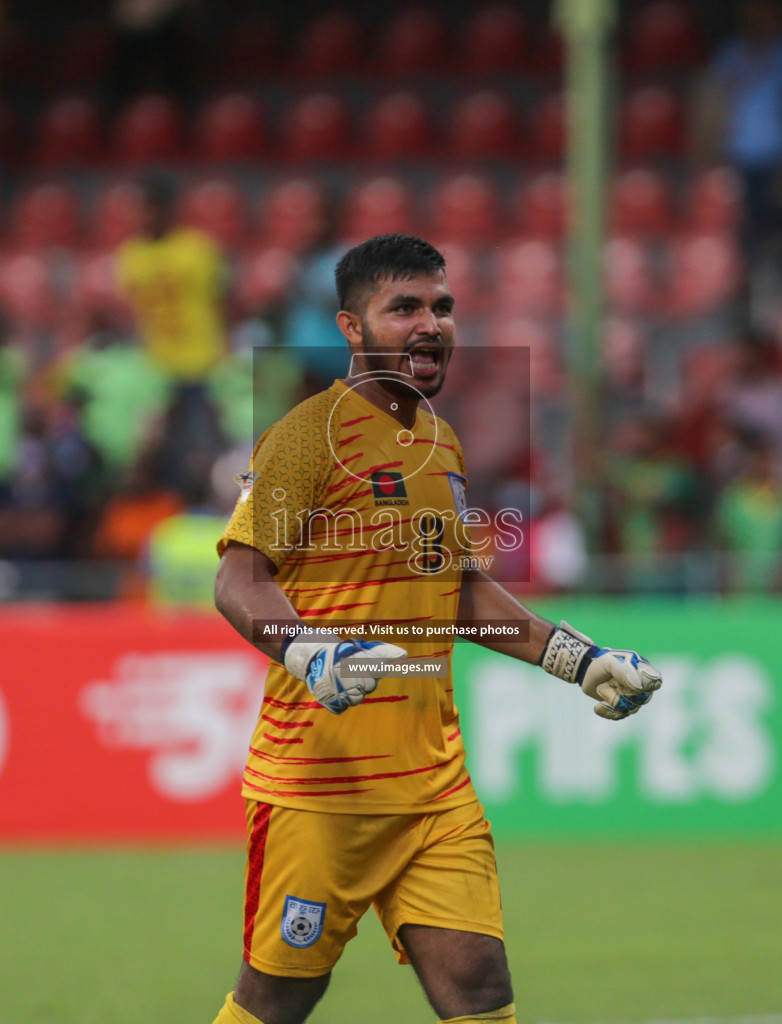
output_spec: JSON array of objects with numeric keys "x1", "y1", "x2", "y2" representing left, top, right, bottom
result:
[
  {"x1": 539, "y1": 621, "x2": 662, "y2": 720},
  {"x1": 282, "y1": 631, "x2": 407, "y2": 714}
]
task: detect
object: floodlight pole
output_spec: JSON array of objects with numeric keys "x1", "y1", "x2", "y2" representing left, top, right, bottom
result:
[{"x1": 554, "y1": 0, "x2": 615, "y2": 556}]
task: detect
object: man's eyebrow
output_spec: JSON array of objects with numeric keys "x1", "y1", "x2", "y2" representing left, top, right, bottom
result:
[{"x1": 386, "y1": 293, "x2": 456, "y2": 307}]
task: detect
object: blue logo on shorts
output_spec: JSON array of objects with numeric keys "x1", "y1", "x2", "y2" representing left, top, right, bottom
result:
[{"x1": 281, "y1": 895, "x2": 327, "y2": 949}]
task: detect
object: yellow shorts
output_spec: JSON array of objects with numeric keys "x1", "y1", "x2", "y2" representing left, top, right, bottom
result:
[{"x1": 242, "y1": 798, "x2": 504, "y2": 977}]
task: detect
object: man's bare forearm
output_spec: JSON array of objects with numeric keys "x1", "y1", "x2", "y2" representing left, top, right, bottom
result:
[
  {"x1": 456, "y1": 569, "x2": 554, "y2": 664},
  {"x1": 215, "y1": 542, "x2": 306, "y2": 662}
]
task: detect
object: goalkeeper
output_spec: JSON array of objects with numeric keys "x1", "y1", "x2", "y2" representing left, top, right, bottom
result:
[{"x1": 211, "y1": 235, "x2": 662, "y2": 1024}]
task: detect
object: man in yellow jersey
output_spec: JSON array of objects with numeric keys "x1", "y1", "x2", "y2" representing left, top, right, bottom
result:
[
  {"x1": 116, "y1": 178, "x2": 227, "y2": 489},
  {"x1": 116, "y1": 178, "x2": 226, "y2": 382},
  {"x1": 211, "y1": 235, "x2": 662, "y2": 1024}
]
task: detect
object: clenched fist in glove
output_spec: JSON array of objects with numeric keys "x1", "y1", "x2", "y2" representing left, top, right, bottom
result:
[
  {"x1": 539, "y1": 621, "x2": 662, "y2": 720},
  {"x1": 282, "y1": 631, "x2": 407, "y2": 714}
]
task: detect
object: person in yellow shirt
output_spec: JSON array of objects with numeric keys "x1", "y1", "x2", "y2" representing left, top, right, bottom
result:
[
  {"x1": 116, "y1": 178, "x2": 226, "y2": 383},
  {"x1": 211, "y1": 235, "x2": 663, "y2": 1024}
]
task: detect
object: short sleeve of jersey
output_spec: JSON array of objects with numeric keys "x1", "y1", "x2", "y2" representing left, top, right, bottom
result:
[{"x1": 218, "y1": 388, "x2": 337, "y2": 567}]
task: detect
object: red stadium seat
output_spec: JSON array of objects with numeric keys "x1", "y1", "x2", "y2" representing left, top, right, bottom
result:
[
  {"x1": 0, "y1": 254, "x2": 58, "y2": 326},
  {"x1": 377, "y1": 8, "x2": 447, "y2": 76},
  {"x1": 195, "y1": 93, "x2": 267, "y2": 163},
  {"x1": 604, "y1": 238, "x2": 657, "y2": 313},
  {"x1": 493, "y1": 240, "x2": 563, "y2": 315},
  {"x1": 488, "y1": 316, "x2": 561, "y2": 395},
  {"x1": 459, "y1": 5, "x2": 530, "y2": 75},
  {"x1": 603, "y1": 317, "x2": 645, "y2": 389},
  {"x1": 178, "y1": 179, "x2": 247, "y2": 249},
  {"x1": 69, "y1": 251, "x2": 125, "y2": 318},
  {"x1": 448, "y1": 91, "x2": 520, "y2": 161},
  {"x1": 112, "y1": 94, "x2": 184, "y2": 165},
  {"x1": 664, "y1": 235, "x2": 743, "y2": 316},
  {"x1": 363, "y1": 92, "x2": 435, "y2": 161},
  {"x1": 610, "y1": 169, "x2": 676, "y2": 237},
  {"x1": 294, "y1": 12, "x2": 364, "y2": 76},
  {"x1": 625, "y1": 1, "x2": 702, "y2": 73},
  {"x1": 33, "y1": 97, "x2": 102, "y2": 167},
  {"x1": 429, "y1": 174, "x2": 501, "y2": 244},
  {"x1": 236, "y1": 247, "x2": 299, "y2": 309},
  {"x1": 257, "y1": 177, "x2": 327, "y2": 252},
  {"x1": 283, "y1": 93, "x2": 352, "y2": 161},
  {"x1": 212, "y1": 16, "x2": 283, "y2": 82},
  {"x1": 686, "y1": 167, "x2": 742, "y2": 235},
  {"x1": 513, "y1": 173, "x2": 568, "y2": 238},
  {"x1": 619, "y1": 87, "x2": 684, "y2": 161},
  {"x1": 56, "y1": 21, "x2": 115, "y2": 89},
  {"x1": 433, "y1": 243, "x2": 484, "y2": 316},
  {"x1": 89, "y1": 181, "x2": 144, "y2": 249},
  {"x1": 530, "y1": 92, "x2": 565, "y2": 162},
  {"x1": 340, "y1": 176, "x2": 415, "y2": 240},
  {"x1": 12, "y1": 183, "x2": 81, "y2": 250}
]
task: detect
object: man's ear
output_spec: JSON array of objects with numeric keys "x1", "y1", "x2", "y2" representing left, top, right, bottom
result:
[{"x1": 336, "y1": 310, "x2": 362, "y2": 349}]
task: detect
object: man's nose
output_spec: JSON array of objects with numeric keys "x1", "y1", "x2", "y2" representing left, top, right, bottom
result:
[{"x1": 415, "y1": 309, "x2": 440, "y2": 336}]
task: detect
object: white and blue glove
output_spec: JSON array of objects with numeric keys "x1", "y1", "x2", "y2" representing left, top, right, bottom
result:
[
  {"x1": 282, "y1": 631, "x2": 407, "y2": 714},
  {"x1": 540, "y1": 621, "x2": 662, "y2": 720}
]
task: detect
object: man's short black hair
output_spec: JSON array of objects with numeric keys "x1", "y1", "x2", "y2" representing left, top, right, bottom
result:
[{"x1": 335, "y1": 233, "x2": 446, "y2": 312}]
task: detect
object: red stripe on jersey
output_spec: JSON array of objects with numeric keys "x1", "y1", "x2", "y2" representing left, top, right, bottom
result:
[
  {"x1": 342, "y1": 414, "x2": 375, "y2": 428},
  {"x1": 251, "y1": 747, "x2": 390, "y2": 765},
  {"x1": 362, "y1": 694, "x2": 409, "y2": 704},
  {"x1": 439, "y1": 588, "x2": 461, "y2": 596},
  {"x1": 243, "y1": 801, "x2": 272, "y2": 961},
  {"x1": 411, "y1": 438, "x2": 455, "y2": 451},
  {"x1": 340, "y1": 452, "x2": 364, "y2": 465},
  {"x1": 243, "y1": 781, "x2": 373, "y2": 797},
  {"x1": 263, "y1": 733, "x2": 304, "y2": 745},
  {"x1": 261, "y1": 713, "x2": 314, "y2": 729},
  {"x1": 246, "y1": 754, "x2": 457, "y2": 786},
  {"x1": 447, "y1": 728, "x2": 461, "y2": 742},
  {"x1": 263, "y1": 696, "x2": 322, "y2": 711},
  {"x1": 338, "y1": 433, "x2": 364, "y2": 448},
  {"x1": 293, "y1": 573, "x2": 441, "y2": 600},
  {"x1": 433, "y1": 775, "x2": 471, "y2": 800}
]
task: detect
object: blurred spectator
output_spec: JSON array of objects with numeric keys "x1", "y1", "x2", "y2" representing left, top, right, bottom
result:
[
  {"x1": 116, "y1": 177, "x2": 228, "y2": 488},
  {"x1": 718, "y1": 329, "x2": 782, "y2": 457},
  {"x1": 92, "y1": 452, "x2": 182, "y2": 562},
  {"x1": 607, "y1": 414, "x2": 704, "y2": 590},
  {"x1": 145, "y1": 466, "x2": 227, "y2": 609},
  {"x1": 700, "y1": 0, "x2": 782, "y2": 262},
  {"x1": 0, "y1": 400, "x2": 101, "y2": 559},
  {"x1": 285, "y1": 245, "x2": 352, "y2": 388},
  {"x1": 0, "y1": 310, "x2": 27, "y2": 487},
  {"x1": 57, "y1": 310, "x2": 170, "y2": 473},
  {"x1": 715, "y1": 429, "x2": 782, "y2": 589},
  {"x1": 116, "y1": 177, "x2": 227, "y2": 383}
]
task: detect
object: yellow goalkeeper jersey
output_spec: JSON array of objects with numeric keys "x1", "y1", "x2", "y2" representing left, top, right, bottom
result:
[
  {"x1": 116, "y1": 227, "x2": 225, "y2": 381},
  {"x1": 219, "y1": 378, "x2": 477, "y2": 814}
]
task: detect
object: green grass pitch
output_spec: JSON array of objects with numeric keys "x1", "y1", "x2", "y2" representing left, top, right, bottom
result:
[{"x1": 0, "y1": 840, "x2": 780, "y2": 1024}]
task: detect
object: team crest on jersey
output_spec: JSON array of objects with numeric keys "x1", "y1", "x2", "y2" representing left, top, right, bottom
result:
[
  {"x1": 281, "y1": 895, "x2": 327, "y2": 948},
  {"x1": 234, "y1": 470, "x2": 257, "y2": 503},
  {"x1": 371, "y1": 471, "x2": 409, "y2": 506},
  {"x1": 448, "y1": 472, "x2": 469, "y2": 521}
]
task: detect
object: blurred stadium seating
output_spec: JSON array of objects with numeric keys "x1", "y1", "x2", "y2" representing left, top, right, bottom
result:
[{"x1": 0, "y1": 0, "x2": 778, "y2": 600}]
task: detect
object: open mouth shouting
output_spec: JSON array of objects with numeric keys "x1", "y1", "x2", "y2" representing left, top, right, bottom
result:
[{"x1": 405, "y1": 343, "x2": 444, "y2": 381}]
